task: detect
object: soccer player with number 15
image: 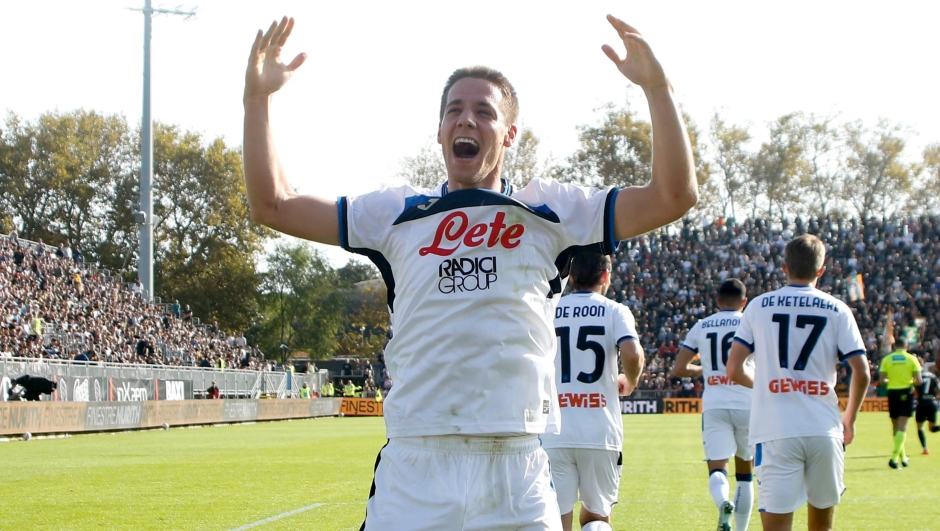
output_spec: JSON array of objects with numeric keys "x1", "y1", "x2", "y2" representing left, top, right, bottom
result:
[{"x1": 727, "y1": 235, "x2": 871, "y2": 531}]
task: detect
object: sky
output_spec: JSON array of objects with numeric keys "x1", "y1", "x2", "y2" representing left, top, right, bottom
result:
[{"x1": 2, "y1": 0, "x2": 939, "y2": 266}]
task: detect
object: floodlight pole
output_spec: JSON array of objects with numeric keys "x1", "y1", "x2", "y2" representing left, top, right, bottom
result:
[{"x1": 132, "y1": 0, "x2": 196, "y2": 302}]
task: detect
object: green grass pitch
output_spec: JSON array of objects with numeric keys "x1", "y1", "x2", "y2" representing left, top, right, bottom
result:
[{"x1": 1, "y1": 413, "x2": 936, "y2": 530}]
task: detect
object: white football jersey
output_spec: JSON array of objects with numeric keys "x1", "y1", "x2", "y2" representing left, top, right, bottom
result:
[
  {"x1": 540, "y1": 291, "x2": 638, "y2": 451},
  {"x1": 340, "y1": 178, "x2": 618, "y2": 438},
  {"x1": 734, "y1": 285, "x2": 866, "y2": 444},
  {"x1": 681, "y1": 310, "x2": 753, "y2": 411}
]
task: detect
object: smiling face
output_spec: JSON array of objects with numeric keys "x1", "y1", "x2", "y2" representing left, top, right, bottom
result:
[{"x1": 438, "y1": 77, "x2": 517, "y2": 191}]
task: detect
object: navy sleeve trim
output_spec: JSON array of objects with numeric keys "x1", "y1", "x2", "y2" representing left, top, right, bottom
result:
[
  {"x1": 338, "y1": 197, "x2": 350, "y2": 251},
  {"x1": 733, "y1": 337, "x2": 754, "y2": 352},
  {"x1": 839, "y1": 349, "x2": 866, "y2": 362},
  {"x1": 604, "y1": 187, "x2": 620, "y2": 254},
  {"x1": 680, "y1": 343, "x2": 698, "y2": 353},
  {"x1": 616, "y1": 335, "x2": 637, "y2": 345}
]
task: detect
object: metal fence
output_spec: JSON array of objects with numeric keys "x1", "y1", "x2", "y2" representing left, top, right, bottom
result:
[{"x1": 0, "y1": 357, "x2": 322, "y2": 400}]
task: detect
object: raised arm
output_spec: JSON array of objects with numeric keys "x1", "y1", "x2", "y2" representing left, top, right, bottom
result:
[
  {"x1": 601, "y1": 15, "x2": 698, "y2": 240},
  {"x1": 243, "y1": 17, "x2": 340, "y2": 245}
]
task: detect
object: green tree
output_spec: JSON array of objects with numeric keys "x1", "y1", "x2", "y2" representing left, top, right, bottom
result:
[
  {"x1": 396, "y1": 141, "x2": 446, "y2": 189},
  {"x1": 337, "y1": 259, "x2": 380, "y2": 284},
  {"x1": 501, "y1": 127, "x2": 541, "y2": 188},
  {"x1": 750, "y1": 113, "x2": 807, "y2": 222},
  {"x1": 843, "y1": 119, "x2": 912, "y2": 220},
  {"x1": 913, "y1": 143, "x2": 940, "y2": 213},
  {"x1": 0, "y1": 110, "x2": 133, "y2": 250},
  {"x1": 799, "y1": 114, "x2": 845, "y2": 217},
  {"x1": 709, "y1": 113, "x2": 751, "y2": 220},
  {"x1": 260, "y1": 243, "x2": 346, "y2": 361},
  {"x1": 336, "y1": 284, "x2": 390, "y2": 356},
  {"x1": 151, "y1": 123, "x2": 270, "y2": 331},
  {"x1": 558, "y1": 103, "x2": 652, "y2": 188}
]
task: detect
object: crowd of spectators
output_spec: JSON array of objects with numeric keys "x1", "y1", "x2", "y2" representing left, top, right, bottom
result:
[
  {"x1": 5, "y1": 214, "x2": 940, "y2": 397},
  {"x1": 0, "y1": 233, "x2": 270, "y2": 371},
  {"x1": 607, "y1": 215, "x2": 940, "y2": 396}
]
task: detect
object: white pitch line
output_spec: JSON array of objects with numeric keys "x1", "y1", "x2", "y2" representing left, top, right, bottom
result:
[{"x1": 227, "y1": 503, "x2": 326, "y2": 531}]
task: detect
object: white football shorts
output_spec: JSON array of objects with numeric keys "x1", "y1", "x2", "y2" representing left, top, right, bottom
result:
[
  {"x1": 755, "y1": 436, "x2": 845, "y2": 514},
  {"x1": 544, "y1": 448, "x2": 622, "y2": 517},
  {"x1": 361, "y1": 435, "x2": 561, "y2": 531},
  {"x1": 702, "y1": 408, "x2": 753, "y2": 462}
]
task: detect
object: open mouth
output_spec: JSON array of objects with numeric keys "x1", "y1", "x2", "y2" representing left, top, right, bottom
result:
[{"x1": 453, "y1": 138, "x2": 480, "y2": 159}]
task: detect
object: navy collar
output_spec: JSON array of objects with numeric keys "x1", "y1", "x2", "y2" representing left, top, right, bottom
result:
[{"x1": 442, "y1": 178, "x2": 513, "y2": 197}]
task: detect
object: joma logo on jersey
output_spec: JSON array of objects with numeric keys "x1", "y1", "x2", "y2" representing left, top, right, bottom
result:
[
  {"x1": 419, "y1": 211, "x2": 524, "y2": 257},
  {"x1": 438, "y1": 256, "x2": 498, "y2": 294}
]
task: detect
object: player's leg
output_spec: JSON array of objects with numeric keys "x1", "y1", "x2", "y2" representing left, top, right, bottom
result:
[
  {"x1": 892, "y1": 415, "x2": 910, "y2": 466},
  {"x1": 916, "y1": 417, "x2": 929, "y2": 454},
  {"x1": 732, "y1": 456, "x2": 754, "y2": 531},
  {"x1": 755, "y1": 439, "x2": 808, "y2": 531},
  {"x1": 702, "y1": 410, "x2": 736, "y2": 530},
  {"x1": 888, "y1": 389, "x2": 911, "y2": 467},
  {"x1": 360, "y1": 439, "x2": 464, "y2": 531},
  {"x1": 574, "y1": 449, "x2": 621, "y2": 531},
  {"x1": 806, "y1": 505, "x2": 835, "y2": 531},
  {"x1": 468, "y1": 437, "x2": 561, "y2": 531},
  {"x1": 761, "y1": 512, "x2": 794, "y2": 531},
  {"x1": 803, "y1": 436, "x2": 844, "y2": 531},
  {"x1": 731, "y1": 409, "x2": 755, "y2": 531},
  {"x1": 544, "y1": 448, "x2": 579, "y2": 531}
]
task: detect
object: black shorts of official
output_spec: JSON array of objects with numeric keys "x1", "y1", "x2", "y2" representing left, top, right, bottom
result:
[
  {"x1": 887, "y1": 388, "x2": 915, "y2": 419},
  {"x1": 915, "y1": 397, "x2": 938, "y2": 424}
]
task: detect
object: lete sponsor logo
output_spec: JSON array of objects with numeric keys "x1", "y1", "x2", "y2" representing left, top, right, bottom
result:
[{"x1": 419, "y1": 212, "x2": 524, "y2": 257}]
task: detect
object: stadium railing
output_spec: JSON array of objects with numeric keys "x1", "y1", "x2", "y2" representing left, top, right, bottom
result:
[{"x1": 0, "y1": 357, "x2": 318, "y2": 400}]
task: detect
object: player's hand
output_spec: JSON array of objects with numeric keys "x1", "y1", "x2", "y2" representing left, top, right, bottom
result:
[
  {"x1": 245, "y1": 17, "x2": 306, "y2": 100},
  {"x1": 601, "y1": 15, "x2": 667, "y2": 91},
  {"x1": 618, "y1": 373, "x2": 634, "y2": 396},
  {"x1": 841, "y1": 413, "x2": 856, "y2": 445}
]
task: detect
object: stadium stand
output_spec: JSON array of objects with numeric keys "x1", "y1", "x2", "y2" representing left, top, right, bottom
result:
[
  {"x1": 608, "y1": 215, "x2": 939, "y2": 396},
  {"x1": 0, "y1": 233, "x2": 271, "y2": 372},
  {"x1": 4, "y1": 214, "x2": 938, "y2": 399}
]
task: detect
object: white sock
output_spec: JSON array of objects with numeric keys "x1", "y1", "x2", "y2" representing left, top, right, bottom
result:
[
  {"x1": 734, "y1": 475, "x2": 754, "y2": 531},
  {"x1": 708, "y1": 469, "x2": 730, "y2": 508},
  {"x1": 581, "y1": 521, "x2": 613, "y2": 531}
]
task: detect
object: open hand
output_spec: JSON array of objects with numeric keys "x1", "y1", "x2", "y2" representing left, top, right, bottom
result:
[
  {"x1": 245, "y1": 17, "x2": 306, "y2": 99},
  {"x1": 601, "y1": 15, "x2": 668, "y2": 91}
]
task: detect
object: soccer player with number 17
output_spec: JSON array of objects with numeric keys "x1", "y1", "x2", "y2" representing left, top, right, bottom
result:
[{"x1": 727, "y1": 235, "x2": 871, "y2": 531}]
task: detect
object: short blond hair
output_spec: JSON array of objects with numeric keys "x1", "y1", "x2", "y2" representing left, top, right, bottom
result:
[{"x1": 785, "y1": 234, "x2": 825, "y2": 280}]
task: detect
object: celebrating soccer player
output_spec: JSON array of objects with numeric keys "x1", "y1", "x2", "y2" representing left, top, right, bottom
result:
[
  {"x1": 727, "y1": 235, "x2": 871, "y2": 531},
  {"x1": 673, "y1": 278, "x2": 753, "y2": 531},
  {"x1": 541, "y1": 252, "x2": 644, "y2": 531},
  {"x1": 242, "y1": 15, "x2": 697, "y2": 530}
]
